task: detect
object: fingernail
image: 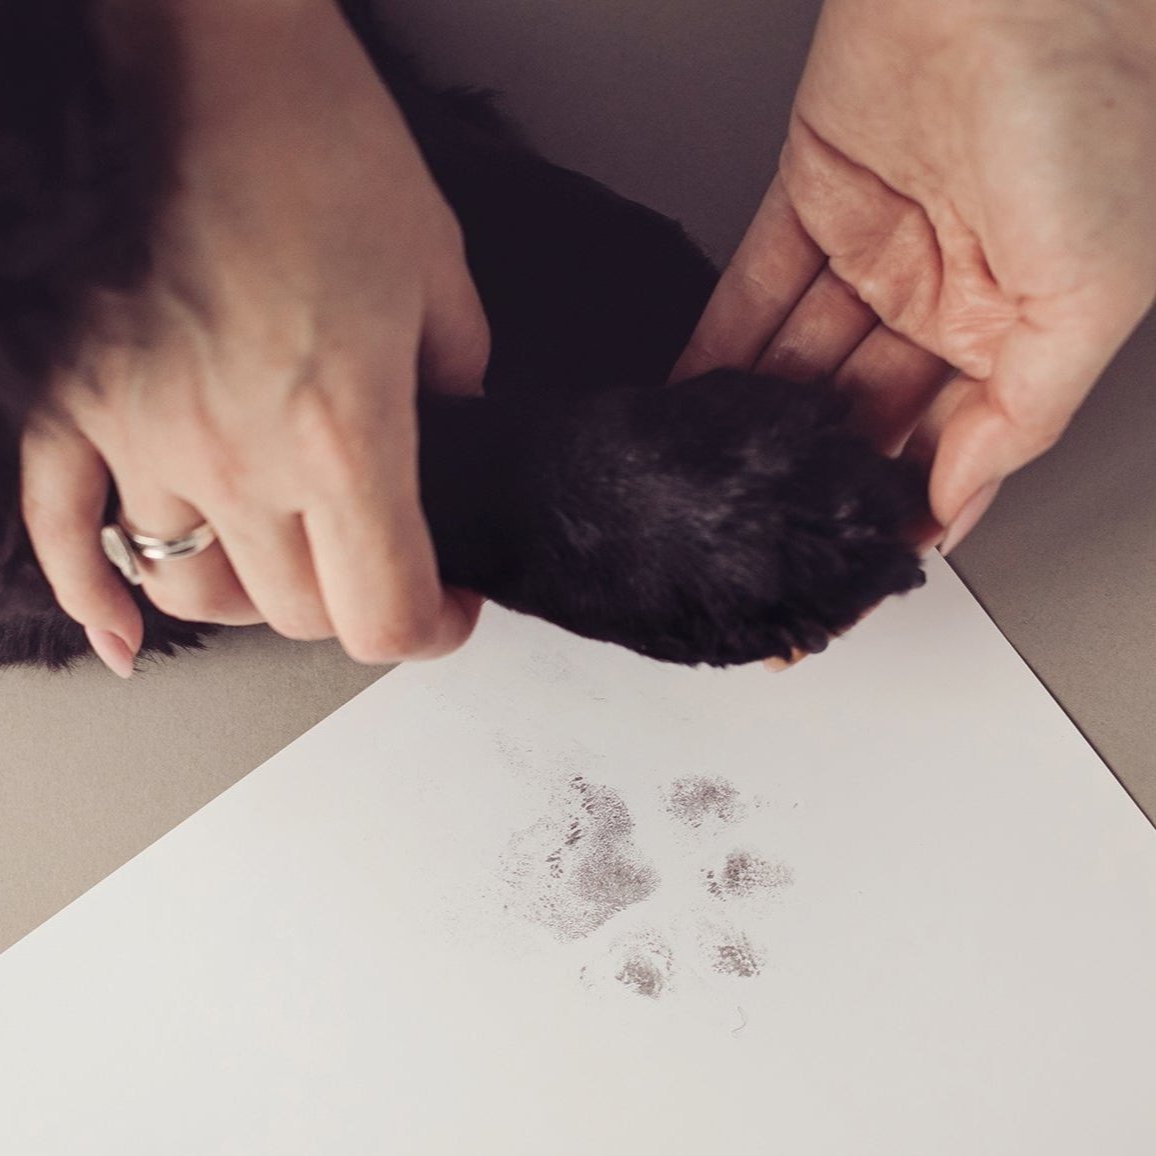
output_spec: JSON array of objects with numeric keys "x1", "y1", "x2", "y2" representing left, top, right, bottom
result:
[
  {"x1": 85, "y1": 628, "x2": 136, "y2": 679},
  {"x1": 940, "y1": 480, "x2": 1001, "y2": 556}
]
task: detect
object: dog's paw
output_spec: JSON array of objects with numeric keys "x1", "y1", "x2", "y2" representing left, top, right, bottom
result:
[{"x1": 432, "y1": 370, "x2": 929, "y2": 667}]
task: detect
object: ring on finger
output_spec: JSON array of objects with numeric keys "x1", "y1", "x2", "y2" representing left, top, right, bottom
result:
[{"x1": 100, "y1": 518, "x2": 218, "y2": 586}]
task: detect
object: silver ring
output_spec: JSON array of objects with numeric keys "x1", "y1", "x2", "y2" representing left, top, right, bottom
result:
[
  {"x1": 125, "y1": 521, "x2": 217, "y2": 561},
  {"x1": 100, "y1": 520, "x2": 217, "y2": 586}
]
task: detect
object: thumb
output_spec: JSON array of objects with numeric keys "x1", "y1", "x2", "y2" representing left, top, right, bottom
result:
[
  {"x1": 927, "y1": 301, "x2": 1136, "y2": 531},
  {"x1": 21, "y1": 416, "x2": 145, "y2": 676}
]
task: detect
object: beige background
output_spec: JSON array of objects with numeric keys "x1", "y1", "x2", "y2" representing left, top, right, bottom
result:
[{"x1": 2, "y1": 0, "x2": 1153, "y2": 955}]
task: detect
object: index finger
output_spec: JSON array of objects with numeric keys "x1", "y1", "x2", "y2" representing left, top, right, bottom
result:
[
  {"x1": 299, "y1": 392, "x2": 479, "y2": 665},
  {"x1": 670, "y1": 175, "x2": 826, "y2": 381},
  {"x1": 306, "y1": 492, "x2": 479, "y2": 666}
]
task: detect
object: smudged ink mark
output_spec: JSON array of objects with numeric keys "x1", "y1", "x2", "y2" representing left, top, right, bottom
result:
[
  {"x1": 711, "y1": 932, "x2": 766, "y2": 978},
  {"x1": 664, "y1": 776, "x2": 746, "y2": 830},
  {"x1": 501, "y1": 775, "x2": 659, "y2": 940},
  {"x1": 492, "y1": 731, "x2": 540, "y2": 778},
  {"x1": 704, "y1": 851, "x2": 794, "y2": 900}
]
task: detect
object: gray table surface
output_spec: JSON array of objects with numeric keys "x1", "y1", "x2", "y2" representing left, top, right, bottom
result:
[{"x1": 2, "y1": 0, "x2": 1153, "y2": 954}]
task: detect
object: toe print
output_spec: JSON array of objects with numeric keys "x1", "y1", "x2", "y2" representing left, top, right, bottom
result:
[
  {"x1": 664, "y1": 775, "x2": 747, "y2": 832},
  {"x1": 616, "y1": 950, "x2": 670, "y2": 998},
  {"x1": 703, "y1": 851, "x2": 794, "y2": 901},
  {"x1": 708, "y1": 929, "x2": 766, "y2": 979},
  {"x1": 581, "y1": 928, "x2": 676, "y2": 999}
]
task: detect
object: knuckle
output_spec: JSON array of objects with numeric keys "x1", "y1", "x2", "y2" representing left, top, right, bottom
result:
[
  {"x1": 23, "y1": 500, "x2": 88, "y2": 547},
  {"x1": 290, "y1": 391, "x2": 370, "y2": 490},
  {"x1": 762, "y1": 341, "x2": 818, "y2": 384},
  {"x1": 147, "y1": 585, "x2": 243, "y2": 625},
  {"x1": 456, "y1": 327, "x2": 491, "y2": 385},
  {"x1": 51, "y1": 588, "x2": 107, "y2": 630},
  {"x1": 989, "y1": 388, "x2": 1070, "y2": 458},
  {"x1": 675, "y1": 339, "x2": 720, "y2": 377},
  {"x1": 344, "y1": 613, "x2": 439, "y2": 665},
  {"x1": 266, "y1": 612, "x2": 333, "y2": 643},
  {"x1": 431, "y1": 204, "x2": 467, "y2": 258},
  {"x1": 735, "y1": 265, "x2": 780, "y2": 306},
  {"x1": 190, "y1": 438, "x2": 250, "y2": 508},
  {"x1": 145, "y1": 589, "x2": 198, "y2": 622}
]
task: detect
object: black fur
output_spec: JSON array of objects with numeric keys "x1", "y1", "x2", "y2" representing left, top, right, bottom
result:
[{"x1": 0, "y1": 0, "x2": 926, "y2": 670}]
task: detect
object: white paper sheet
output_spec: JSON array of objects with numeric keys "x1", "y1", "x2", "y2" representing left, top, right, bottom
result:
[{"x1": 2, "y1": 554, "x2": 1155, "y2": 1155}]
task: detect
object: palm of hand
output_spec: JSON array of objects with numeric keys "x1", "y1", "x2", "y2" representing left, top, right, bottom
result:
[{"x1": 677, "y1": 0, "x2": 1156, "y2": 539}]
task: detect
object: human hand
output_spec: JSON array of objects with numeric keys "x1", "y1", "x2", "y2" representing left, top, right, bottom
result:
[
  {"x1": 20, "y1": 0, "x2": 489, "y2": 676},
  {"x1": 675, "y1": 0, "x2": 1156, "y2": 556}
]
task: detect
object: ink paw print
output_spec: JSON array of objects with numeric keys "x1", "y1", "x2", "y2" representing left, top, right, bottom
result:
[{"x1": 498, "y1": 772, "x2": 794, "y2": 999}]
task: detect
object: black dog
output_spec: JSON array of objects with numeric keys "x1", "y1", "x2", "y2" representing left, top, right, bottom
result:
[{"x1": 0, "y1": 0, "x2": 926, "y2": 671}]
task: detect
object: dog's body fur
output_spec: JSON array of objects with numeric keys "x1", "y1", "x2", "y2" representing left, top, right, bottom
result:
[{"x1": 0, "y1": 0, "x2": 926, "y2": 670}]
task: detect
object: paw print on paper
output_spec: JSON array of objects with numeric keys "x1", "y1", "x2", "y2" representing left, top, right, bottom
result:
[{"x1": 498, "y1": 772, "x2": 794, "y2": 999}]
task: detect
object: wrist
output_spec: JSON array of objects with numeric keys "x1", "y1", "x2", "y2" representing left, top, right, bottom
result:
[
  {"x1": 129, "y1": 0, "x2": 408, "y2": 145},
  {"x1": 135, "y1": 0, "x2": 362, "y2": 89}
]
